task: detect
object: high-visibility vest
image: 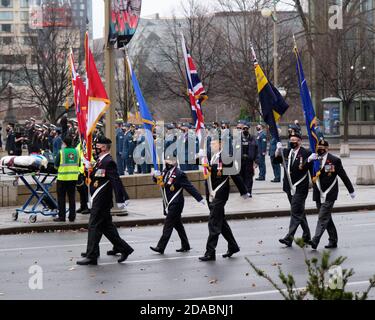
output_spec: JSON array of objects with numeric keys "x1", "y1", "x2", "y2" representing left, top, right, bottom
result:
[
  {"x1": 76, "y1": 143, "x2": 85, "y2": 174},
  {"x1": 57, "y1": 147, "x2": 79, "y2": 181}
]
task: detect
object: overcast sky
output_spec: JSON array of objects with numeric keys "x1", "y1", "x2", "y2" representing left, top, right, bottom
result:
[
  {"x1": 93, "y1": 0, "x2": 215, "y2": 39},
  {"x1": 92, "y1": 0, "x2": 295, "y2": 39}
]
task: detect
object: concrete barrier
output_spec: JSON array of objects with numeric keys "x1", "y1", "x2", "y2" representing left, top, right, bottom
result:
[
  {"x1": 0, "y1": 182, "x2": 17, "y2": 207},
  {"x1": 356, "y1": 165, "x2": 375, "y2": 185},
  {"x1": 12, "y1": 170, "x2": 208, "y2": 206},
  {"x1": 340, "y1": 144, "x2": 350, "y2": 158}
]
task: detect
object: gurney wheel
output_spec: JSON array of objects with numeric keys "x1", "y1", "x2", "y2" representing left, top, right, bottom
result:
[
  {"x1": 12, "y1": 212, "x2": 18, "y2": 221},
  {"x1": 29, "y1": 215, "x2": 37, "y2": 223}
]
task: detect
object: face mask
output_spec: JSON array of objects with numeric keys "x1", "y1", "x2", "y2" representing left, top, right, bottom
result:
[
  {"x1": 317, "y1": 149, "x2": 326, "y2": 156},
  {"x1": 243, "y1": 130, "x2": 249, "y2": 136},
  {"x1": 290, "y1": 142, "x2": 299, "y2": 149},
  {"x1": 165, "y1": 163, "x2": 174, "y2": 170},
  {"x1": 6, "y1": 128, "x2": 10, "y2": 133}
]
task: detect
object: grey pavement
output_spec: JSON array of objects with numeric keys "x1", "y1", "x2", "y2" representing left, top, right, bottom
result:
[
  {"x1": 0, "y1": 150, "x2": 374, "y2": 234},
  {"x1": 0, "y1": 211, "x2": 374, "y2": 300}
]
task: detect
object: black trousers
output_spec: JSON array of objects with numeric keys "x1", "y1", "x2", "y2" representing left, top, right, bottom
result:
[
  {"x1": 157, "y1": 204, "x2": 189, "y2": 250},
  {"x1": 240, "y1": 158, "x2": 254, "y2": 194},
  {"x1": 205, "y1": 198, "x2": 239, "y2": 256},
  {"x1": 76, "y1": 174, "x2": 88, "y2": 210},
  {"x1": 285, "y1": 192, "x2": 311, "y2": 241},
  {"x1": 57, "y1": 180, "x2": 76, "y2": 220},
  {"x1": 86, "y1": 204, "x2": 133, "y2": 260},
  {"x1": 312, "y1": 200, "x2": 337, "y2": 245}
]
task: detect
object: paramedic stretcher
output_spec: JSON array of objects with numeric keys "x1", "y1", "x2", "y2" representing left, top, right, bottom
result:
[{"x1": 0, "y1": 154, "x2": 59, "y2": 223}]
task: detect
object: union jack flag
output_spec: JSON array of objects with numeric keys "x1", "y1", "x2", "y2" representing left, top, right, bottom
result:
[
  {"x1": 181, "y1": 34, "x2": 207, "y2": 138},
  {"x1": 181, "y1": 33, "x2": 209, "y2": 178}
]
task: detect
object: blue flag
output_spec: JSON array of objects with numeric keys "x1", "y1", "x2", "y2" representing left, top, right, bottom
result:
[
  {"x1": 294, "y1": 47, "x2": 321, "y2": 181},
  {"x1": 126, "y1": 56, "x2": 159, "y2": 171}
]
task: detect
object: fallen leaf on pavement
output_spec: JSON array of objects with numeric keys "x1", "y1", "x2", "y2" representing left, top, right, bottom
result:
[
  {"x1": 257, "y1": 241, "x2": 263, "y2": 244},
  {"x1": 245, "y1": 273, "x2": 249, "y2": 276},
  {"x1": 96, "y1": 290, "x2": 107, "y2": 294},
  {"x1": 252, "y1": 283, "x2": 256, "y2": 287},
  {"x1": 209, "y1": 279, "x2": 218, "y2": 284}
]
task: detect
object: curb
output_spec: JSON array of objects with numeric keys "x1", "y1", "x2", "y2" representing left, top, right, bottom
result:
[{"x1": 0, "y1": 204, "x2": 374, "y2": 235}]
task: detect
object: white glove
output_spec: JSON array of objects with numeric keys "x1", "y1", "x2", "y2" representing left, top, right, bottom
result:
[
  {"x1": 350, "y1": 192, "x2": 356, "y2": 199},
  {"x1": 153, "y1": 170, "x2": 161, "y2": 177},
  {"x1": 198, "y1": 149, "x2": 206, "y2": 158},
  {"x1": 125, "y1": 200, "x2": 130, "y2": 206},
  {"x1": 276, "y1": 142, "x2": 283, "y2": 149},
  {"x1": 199, "y1": 199, "x2": 207, "y2": 207},
  {"x1": 308, "y1": 153, "x2": 318, "y2": 163}
]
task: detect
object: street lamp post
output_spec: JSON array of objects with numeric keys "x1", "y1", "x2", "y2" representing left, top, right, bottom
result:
[
  {"x1": 104, "y1": 0, "x2": 116, "y2": 158},
  {"x1": 261, "y1": 0, "x2": 279, "y2": 88}
]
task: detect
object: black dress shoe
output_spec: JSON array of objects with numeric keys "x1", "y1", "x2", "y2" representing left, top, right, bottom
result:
[
  {"x1": 107, "y1": 249, "x2": 120, "y2": 256},
  {"x1": 53, "y1": 217, "x2": 65, "y2": 222},
  {"x1": 68, "y1": 217, "x2": 75, "y2": 222},
  {"x1": 255, "y1": 177, "x2": 265, "y2": 181},
  {"x1": 222, "y1": 248, "x2": 240, "y2": 258},
  {"x1": 118, "y1": 249, "x2": 134, "y2": 263},
  {"x1": 81, "y1": 252, "x2": 100, "y2": 258},
  {"x1": 150, "y1": 246, "x2": 164, "y2": 254},
  {"x1": 76, "y1": 208, "x2": 83, "y2": 213},
  {"x1": 176, "y1": 247, "x2": 191, "y2": 252},
  {"x1": 199, "y1": 255, "x2": 216, "y2": 261},
  {"x1": 311, "y1": 241, "x2": 318, "y2": 250},
  {"x1": 76, "y1": 258, "x2": 97, "y2": 265},
  {"x1": 279, "y1": 238, "x2": 292, "y2": 247},
  {"x1": 81, "y1": 209, "x2": 90, "y2": 215},
  {"x1": 325, "y1": 243, "x2": 337, "y2": 249},
  {"x1": 271, "y1": 179, "x2": 281, "y2": 183}
]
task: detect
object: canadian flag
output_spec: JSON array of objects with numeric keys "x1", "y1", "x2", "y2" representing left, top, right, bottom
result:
[{"x1": 85, "y1": 32, "x2": 110, "y2": 136}]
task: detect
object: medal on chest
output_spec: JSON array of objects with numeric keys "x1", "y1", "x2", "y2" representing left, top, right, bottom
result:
[
  {"x1": 93, "y1": 180, "x2": 99, "y2": 188},
  {"x1": 299, "y1": 156, "x2": 303, "y2": 170}
]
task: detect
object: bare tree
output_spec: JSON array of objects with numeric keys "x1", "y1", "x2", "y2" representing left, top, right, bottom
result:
[
  {"x1": 155, "y1": 0, "x2": 224, "y2": 105},
  {"x1": 11, "y1": 22, "x2": 79, "y2": 123},
  {"x1": 293, "y1": 0, "x2": 375, "y2": 142},
  {"x1": 214, "y1": 0, "x2": 301, "y2": 121}
]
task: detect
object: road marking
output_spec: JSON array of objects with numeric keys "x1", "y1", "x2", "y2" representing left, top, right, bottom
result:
[
  {"x1": 186, "y1": 280, "x2": 371, "y2": 300},
  {"x1": 0, "y1": 239, "x2": 152, "y2": 253},
  {"x1": 354, "y1": 223, "x2": 375, "y2": 227},
  {"x1": 99, "y1": 254, "x2": 214, "y2": 265}
]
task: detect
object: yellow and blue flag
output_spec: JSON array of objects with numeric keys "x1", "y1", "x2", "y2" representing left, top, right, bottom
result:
[
  {"x1": 294, "y1": 46, "x2": 321, "y2": 181},
  {"x1": 252, "y1": 50, "x2": 289, "y2": 142}
]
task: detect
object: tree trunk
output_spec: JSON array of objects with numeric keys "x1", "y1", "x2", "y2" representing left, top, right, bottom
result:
[{"x1": 343, "y1": 101, "x2": 350, "y2": 143}]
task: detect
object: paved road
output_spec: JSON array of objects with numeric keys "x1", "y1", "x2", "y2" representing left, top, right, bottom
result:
[{"x1": 0, "y1": 210, "x2": 374, "y2": 300}]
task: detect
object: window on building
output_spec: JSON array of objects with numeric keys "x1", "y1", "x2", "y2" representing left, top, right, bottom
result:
[
  {"x1": 1, "y1": 37, "x2": 12, "y2": 44},
  {"x1": 20, "y1": 0, "x2": 29, "y2": 8},
  {"x1": 0, "y1": 24, "x2": 11, "y2": 32},
  {"x1": 0, "y1": 0, "x2": 12, "y2": 8},
  {"x1": 0, "y1": 11, "x2": 13, "y2": 20},
  {"x1": 0, "y1": 55, "x2": 26, "y2": 64},
  {"x1": 20, "y1": 11, "x2": 29, "y2": 21}
]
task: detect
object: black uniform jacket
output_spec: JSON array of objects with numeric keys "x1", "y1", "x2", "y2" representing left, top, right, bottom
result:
[
  {"x1": 313, "y1": 153, "x2": 354, "y2": 202},
  {"x1": 89, "y1": 154, "x2": 129, "y2": 209},
  {"x1": 274, "y1": 147, "x2": 312, "y2": 196},
  {"x1": 205, "y1": 156, "x2": 248, "y2": 203},
  {"x1": 154, "y1": 166, "x2": 203, "y2": 214}
]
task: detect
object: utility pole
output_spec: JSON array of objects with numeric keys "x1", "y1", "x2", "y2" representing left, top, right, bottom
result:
[{"x1": 104, "y1": 0, "x2": 116, "y2": 158}]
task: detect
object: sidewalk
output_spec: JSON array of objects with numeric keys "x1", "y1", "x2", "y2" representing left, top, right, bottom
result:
[{"x1": 0, "y1": 185, "x2": 374, "y2": 235}]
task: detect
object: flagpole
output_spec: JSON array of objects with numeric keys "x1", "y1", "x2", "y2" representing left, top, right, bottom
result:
[
  {"x1": 104, "y1": 0, "x2": 116, "y2": 158},
  {"x1": 250, "y1": 42, "x2": 293, "y2": 193}
]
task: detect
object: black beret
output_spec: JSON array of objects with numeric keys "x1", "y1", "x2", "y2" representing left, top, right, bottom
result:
[
  {"x1": 96, "y1": 136, "x2": 112, "y2": 145},
  {"x1": 318, "y1": 139, "x2": 329, "y2": 147},
  {"x1": 289, "y1": 131, "x2": 302, "y2": 139}
]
